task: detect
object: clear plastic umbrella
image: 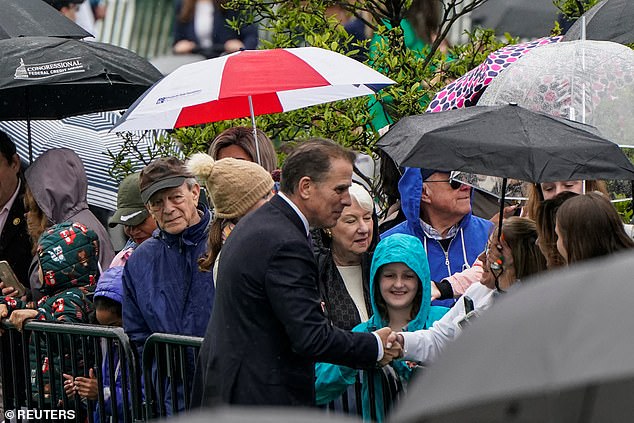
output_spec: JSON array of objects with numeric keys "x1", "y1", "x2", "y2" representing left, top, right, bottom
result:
[{"x1": 478, "y1": 40, "x2": 634, "y2": 148}]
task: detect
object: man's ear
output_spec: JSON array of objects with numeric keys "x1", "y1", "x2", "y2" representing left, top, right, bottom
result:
[
  {"x1": 421, "y1": 184, "x2": 432, "y2": 205},
  {"x1": 297, "y1": 176, "x2": 312, "y2": 200},
  {"x1": 9, "y1": 154, "x2": 20, "y2": 173},
  {"x1": 191, "y1": 183, "x2": 201, "y2": 203}
]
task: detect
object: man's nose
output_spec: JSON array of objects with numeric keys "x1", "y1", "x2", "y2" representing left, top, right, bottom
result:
[{"x1": 341, "y1": 191, "x2": 352, "y2": 207}]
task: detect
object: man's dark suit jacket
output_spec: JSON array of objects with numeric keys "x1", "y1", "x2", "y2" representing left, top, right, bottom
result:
[
  {"x1": 0, "y1": 180, "x2": 31, "y2": 285},
  {"x1": 192, "y1": 194, "x2": 379, "y2": 407}
]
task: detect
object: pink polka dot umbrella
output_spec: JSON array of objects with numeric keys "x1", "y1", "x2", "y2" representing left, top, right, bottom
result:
[{"x1": 426, "y1": 36, "x2": 561, "y2": 113}]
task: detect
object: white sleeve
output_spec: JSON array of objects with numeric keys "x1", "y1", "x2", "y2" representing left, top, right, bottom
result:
[
  {"x1": 400, "y1": 283, "x2": 494, "y2": 365},
  {"x1": 400, "y1": 303, "x2": 464, "y2": 365}
]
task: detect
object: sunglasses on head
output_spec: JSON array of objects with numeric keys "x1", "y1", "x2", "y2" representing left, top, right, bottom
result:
[{"x1": 424, "y1": 179, "x2": 463, "y2": 190}]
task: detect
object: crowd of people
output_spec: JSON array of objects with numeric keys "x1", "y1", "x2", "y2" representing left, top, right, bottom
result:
[
  {"x1": 0, "y1": 1, "x2": 632, "y2": 421},
  {"x1": 1, "y1": 121, "x2": 634, "y2": 420}
]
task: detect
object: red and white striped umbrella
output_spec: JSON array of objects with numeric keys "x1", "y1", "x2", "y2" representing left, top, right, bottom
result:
[{"x1": 114, "y1": 47, "x2": 395, "y2": 132}]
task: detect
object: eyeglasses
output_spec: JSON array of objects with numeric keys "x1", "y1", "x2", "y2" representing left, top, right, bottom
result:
[{"x1": 424, "y1": 179, "x2": 463, "y2": 190}]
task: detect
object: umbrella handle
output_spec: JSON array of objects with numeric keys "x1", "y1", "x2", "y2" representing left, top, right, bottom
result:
[
  {"x1": 248, "y1": 95, "x2": 262, "y2": 165},
  {"x1": 497, "y1": 178, "x2": 507, "y2": 240}
]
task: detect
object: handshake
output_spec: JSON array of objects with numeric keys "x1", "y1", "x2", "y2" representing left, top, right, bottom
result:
[{"x1": 374, "y1": 327, "x2": 405, "y2": 366}]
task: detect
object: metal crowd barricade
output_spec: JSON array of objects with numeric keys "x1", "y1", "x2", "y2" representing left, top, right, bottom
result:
[
  {"x1": 324, "y1": 366, "x2": 406, "y2": 421},
  {"x1": 1, "y1": 319, "x2": 407, "y2": 422},
  {"x1": 141, "y1": 333, "x2": 202, "y2": 419},
  {"x1": 0, "y1": 320, "x2": 141, "y2": 423}
]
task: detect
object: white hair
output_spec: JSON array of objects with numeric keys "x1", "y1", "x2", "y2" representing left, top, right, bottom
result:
[{"x1": 349, "y1": 184, "x2": 374, "y2": 213}]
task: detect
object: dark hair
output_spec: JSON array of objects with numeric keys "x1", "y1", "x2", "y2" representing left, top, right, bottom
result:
[
  {"x1": 45, "y1": 0, "x2": 82, "y2": 10},
  {"x1": 208, "y1": 126, "x2": 278, "y2": 173},
  {"x1": 556, "y1": 192, "x2": 634, "y2": 264},
  {"x1": 373, "y1": 265, "x2": 422, "y2": 323},
  {"x1": 500, "y1": 217, "x2": 547, "y2": 280},
  {"x1": 280, "y1": 138, "x2": 356, "y2": 195},
  {"x1": 94, "y1": 296, "x2": 122, "y2": 318},
  {"x1": 179, "y1": 0, "x2": 224, "y2": 22},
  {"x1": 0, "y1": 130, "x2": 17, "y2": 164},
  {"x1": 407, "y1": 0, "x2": 442, "y2": 44},
  {"x1": 535, "y1": 191, "x2": 579, "y2": 269}
]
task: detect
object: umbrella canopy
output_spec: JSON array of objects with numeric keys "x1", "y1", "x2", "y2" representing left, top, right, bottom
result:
[
  {"x1": 426, "y1": 37, "x2": 561, "y2": 112},
  {"x1": 564, "y1": 0, "x2": 634, "y2": 44},
  {"x1": 0, "y1": 112, "x2": 169, "y2": 211},
  {"x1": 470, "y1": 0, "x2": 560, "y2": 39},
  {"x1": 377, "y1": 104, "x2": 634, "y2": 183},
  {"x1": 478, "y1": 40, "x2": 634, "y2": 147},
  {"x1": 113, "y1": 47, "x2": 395, "y2": 131},
  {"x1": 393, "y1": 250, "x2": 634, "y2": 423},
  {"x1": 0, "y1": 0, "x2": 91, "y2": 40},
  {"x1": 0, "y1": 36, "x2": 163, "y2": 120}
]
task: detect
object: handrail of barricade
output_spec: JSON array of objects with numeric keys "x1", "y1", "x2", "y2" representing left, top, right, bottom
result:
[
  {"x1": 0, "y1": 319, "x2": 402, "y2": 422},
  {"x1": 0, "y1": 319, "x2": 143, "y2": 423},
  {"x1": 141, "y1": 333, "x2": 202, "y2": 419}
]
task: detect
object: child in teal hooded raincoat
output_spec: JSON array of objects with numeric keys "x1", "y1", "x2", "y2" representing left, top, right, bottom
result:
[{"x1": 315, "y1": 233, "x2": 449, "y2": 421}]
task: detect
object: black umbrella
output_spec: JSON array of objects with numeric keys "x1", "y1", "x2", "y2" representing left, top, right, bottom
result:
[
  {"x1": 377, "y1": 104, "x2": 634, "y2": 183},
  {"x1": 564, "y1": 0, "x2": 634, "y2": 44},
  {"x1": 470, "y1": 0, "x2": 559, "y2": 39},
  {"x1": 0, "y1": 0, "x2": 91, "y2": 39},
  {"x1": 0, "y1": 36, "x2": 163, "y2": 161},
  {"x1": 377, "y1": 104, "x2": 634, "y2": 237},
  {"x1": 393, "y1": 251, "x2": 634, "y2": 423}
]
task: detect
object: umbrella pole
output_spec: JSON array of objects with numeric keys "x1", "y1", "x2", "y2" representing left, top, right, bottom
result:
[
  {"x1": 27, "y1": 117, "x2": 33, "y2": 164},
  {"x1": 248, "y1": 95, "x2": 262, "y2": 166},
  {"x1": 497, "y1": 178, "x2": 508, "y2": 241},
  {"x1": 25, "y1": 88, "x2": 33, "y2": 164}
]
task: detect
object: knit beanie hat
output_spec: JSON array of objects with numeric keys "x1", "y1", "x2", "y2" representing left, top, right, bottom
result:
[
  {"x1": 187, "y1": 153, "x2": 274, "y2": 219},
  {"x1": 37, "y1": 221, "x2": 100, "y2": 295}
]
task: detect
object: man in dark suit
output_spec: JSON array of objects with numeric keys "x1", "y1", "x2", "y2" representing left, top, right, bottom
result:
[
  {"x1": 0, "y1": 130, "x2": 31, "y2": 292},
  {"x1": 192, "y1": 139, "x2": 399, "y2": 407}
]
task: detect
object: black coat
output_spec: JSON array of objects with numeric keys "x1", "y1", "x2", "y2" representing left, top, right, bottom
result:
[
  {"x1": 0, "y1": 180, "x2": 31, "y2": 285},
  {"x1": 192, "y1": 195, "x2": 378, "y2": 407}
]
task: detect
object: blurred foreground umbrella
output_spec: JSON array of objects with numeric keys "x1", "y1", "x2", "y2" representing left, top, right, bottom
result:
[
  {"x1": 564, "y1": 0, "x2": 634, "y2": 44},
  {"x1": 479, "y1": 40, "x2": 634, "y2": 147},
  {"x1": 0, "y1": 36, "x2": 163, "y2": 161},
  {"x1": 171, "y1": 408, "x2": 361, "y2": 423},
  {"x1": 393, "y1": 251, "x2": 634, "y2": 423},
  {"x1": 0, "y1": 0, "x2": 91, "y2": 39},
  {"x1": 0, "y1": 112, "x2": 170, "y2": 210}
]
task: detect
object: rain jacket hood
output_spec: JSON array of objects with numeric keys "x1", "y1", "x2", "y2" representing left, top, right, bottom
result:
[
  {"x1": 24, "y1": 148, "x2": 114, "y2": 296},
  {"x1": 382, "y1": 167, "x2": 492, "y2": 283},
  {"x1": 37, "y1": 222, "x2": 99, "y2": 296},
  {"x1": 24, "y1": 148, "x2": 89, "y2": 224},
  {"x1": 397, "y1": 167, "x2": 481, "y2": 240},
  {"x1": 94, "y1": 266, "x2": 124, "y2": 304},
  {"x1": 368, "y1": 233, "x2": 431, "y2": 330}
]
